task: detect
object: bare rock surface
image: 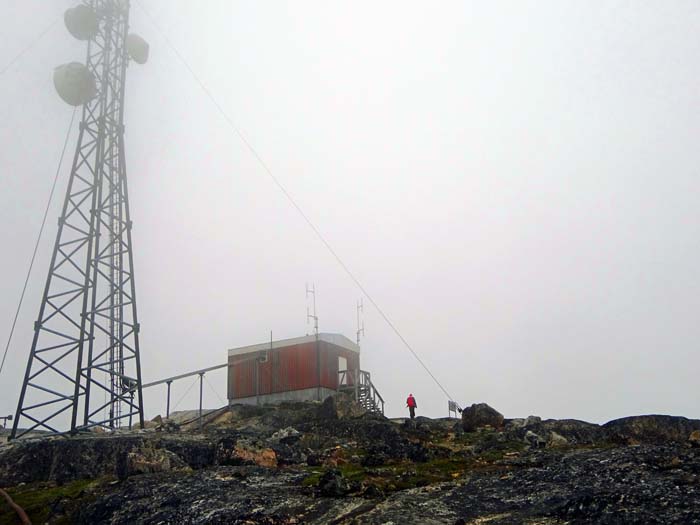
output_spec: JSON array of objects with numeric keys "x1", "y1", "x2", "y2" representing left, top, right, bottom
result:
[
  {"x1": 2, "y1": 400, "x2": 700, "y2": 524},
  {"x1": 65, "y1": 444, "x2": 700, "y2": 524}
]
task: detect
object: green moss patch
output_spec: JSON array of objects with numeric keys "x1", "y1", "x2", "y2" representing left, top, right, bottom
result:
[
  {"x1": 299, "y1": 433, "x2": 531, "y2": 495},
  {"x1": 301, "y1": 462, "x2": 368, "y2": 488},
  {"x1": 0, "y1": 478, "x2": 105, "y2": 525},
  {"x1": 301, "y1": 467, "x2": 324, "y2": 487},
  {"x1": 301, "y1": 456, "x2": 474, "y2": 494}
]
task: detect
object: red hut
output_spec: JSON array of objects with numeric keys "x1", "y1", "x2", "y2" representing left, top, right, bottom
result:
[{"x1": 227, "y1": 333, "x2": 383, "y2": 413}]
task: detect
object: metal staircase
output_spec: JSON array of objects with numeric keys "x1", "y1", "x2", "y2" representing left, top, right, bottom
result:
[{"x1": 337, "y1": 369, "x2": 385, "y2": 415}]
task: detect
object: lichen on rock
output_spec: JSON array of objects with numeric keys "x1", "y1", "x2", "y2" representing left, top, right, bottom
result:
[{"x1": 2, "y1": 402, "x2": 700, "y2": 524}]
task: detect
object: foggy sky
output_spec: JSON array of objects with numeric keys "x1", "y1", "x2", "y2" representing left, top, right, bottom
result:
[{"x1": 1, "y1": 0, "x2": 699, "y2": 424}]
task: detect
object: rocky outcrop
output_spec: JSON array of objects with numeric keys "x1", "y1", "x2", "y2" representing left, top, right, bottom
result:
[
  {"x1": 506, "y1": 417, "x2": 605, "y2": 450},
  {"x1": 0, "y1": 406, "x2": 412, "y2": 486},
  {"x1": 269, "y1": 426, "x2": 301, "y2": 444},
  {"x1": 318, "y1": 469, "x2": 351, "y2": 497},
  {"x1": 318, "y1": 393, "x2": 368, "y2": 420},
  {"x1": 546, "y1": 431, "x2": 568, "y2": 448},
  {"x1": 461, "y1": 403, "x2": 504, "y2": 432},
  {"x1": 603, "y1": 415, "x2": 700, "y2": 445},
  {"x1": 507, "y1": 415, "x2": 542, "y2": 429},
  {"x1": 4, "y1": 403, "x2": 700, "y2": 524},
  {"x1": 540, "y1": 418, "x2": 605, "y2": 444},
  {"x1": 120, "y1": 446, "x2": 190, "y2": 479},
  {"x1": 0, "y1": 435, "x2": 155, "y2": 485},
  {"x1": 233, "y1": 442, "x2": 277, "y2": 468},
  {"x1": 63, "y1": 444, "x2": 700, "y2": 524},
  {"x1": 689, "y1": 430, "x2": 700, "y2": 448},
  {"x1": 524, "y1": 429, "x2": 546, "y2": 449}
]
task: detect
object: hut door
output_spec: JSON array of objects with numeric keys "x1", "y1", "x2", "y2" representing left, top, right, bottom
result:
[{"x1": 338, "y1": 356, "x2": 348, "y2": 386}]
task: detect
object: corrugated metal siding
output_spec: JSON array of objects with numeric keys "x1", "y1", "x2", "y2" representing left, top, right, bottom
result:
[
  {"x1": 259, "y1": 354, "x2": 272, "y2": 394},
  {"x1": 228, "y1": 339, "x2": 362, "y2": 400},
  {"x1": 276, "y1": 343, "x2": 317, "y2": 392},
  {"x1": 319, "y1": 342, "x2": 333, "y2": 388},
  {"x1": 229, "y1": 357, "x2": 256, "y2": 398}
]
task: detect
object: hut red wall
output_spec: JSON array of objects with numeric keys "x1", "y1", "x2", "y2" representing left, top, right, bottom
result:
[
  {"x1": 228, "y1": 340, "x2": 360, "y2": 400},
  {"x1": 318, "y1": 341, "x2": 360, "y2": 389}
]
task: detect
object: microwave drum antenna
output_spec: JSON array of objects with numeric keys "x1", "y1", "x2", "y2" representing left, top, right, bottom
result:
[
  {"x1": 64, "y1": 5, "x2": 99, "y2": 41},
  {"x1": 53, "y1": 62, "x2": 97, "y2": 106}
]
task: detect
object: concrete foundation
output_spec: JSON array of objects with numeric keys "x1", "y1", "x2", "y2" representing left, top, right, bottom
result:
[{"x1": 230, "y1": 387, "x2": 337, "y2": 406}]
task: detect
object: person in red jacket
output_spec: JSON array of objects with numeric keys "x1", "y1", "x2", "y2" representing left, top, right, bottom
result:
[{"x1": 406, "y1": 393, "x2": 417, "y2": 419}]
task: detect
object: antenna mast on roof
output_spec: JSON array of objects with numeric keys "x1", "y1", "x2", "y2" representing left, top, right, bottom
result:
[
  {"x1": 356, "y1": 299, "x2": 365, "y2": 346},
  {"x1": 306, "y1": 283, "x2": 321, "y2": 400},
  {"x1": 306, "y1": 283, "x2": 318, "y2": 335}
]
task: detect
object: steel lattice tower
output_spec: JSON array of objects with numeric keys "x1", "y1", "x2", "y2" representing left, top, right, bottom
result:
[{"x1": 11, "y1": 0, "x2": 146, "y2": 438}]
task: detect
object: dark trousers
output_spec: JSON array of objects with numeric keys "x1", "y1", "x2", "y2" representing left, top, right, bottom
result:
[{"x1": 409, "y1": 406, "x2": 415, "y2": 419}]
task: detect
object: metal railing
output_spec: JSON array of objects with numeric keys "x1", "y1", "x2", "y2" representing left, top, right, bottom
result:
[{"x1": 337, "y1": 369, "x2": 384, "y2": 415}]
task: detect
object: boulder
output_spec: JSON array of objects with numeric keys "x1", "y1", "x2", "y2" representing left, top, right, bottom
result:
[
  {"x1": 689, "y1": 430, "x2": 700, "y2": 448},
  {"x1": 318, "y1": 393, "x2": 367, "y2": 420},
  {"x1": 156, "y1": 419, "x2": 181, "y2": 433},
  {"x1": 603, "y1": 415, "x2": 700, "y2": 445},
  {"x1": 143, "y1": 415, "x2": 162, "y2": 429},
  {"x1": 362, "y1": 449, "x2": 389, "y2": 467},
  {"x1": 524, "y1": 430, "x2": 546, "y2": 449},
  {"x1": 539, "y1": 419, "x2": 603, "y2": 445},
  {"x1": 232, "y1": 441, "x2": 277, "y2": 468},
  {"x1": 527, "y1": 416, "x2": 543, "y2": 426},
  {"x1": 462, "y1": 403, "x2": 504, "y2": 432},
  {"x1": 269, "y1": 442, "x2": 307, "y2": 466},
  {"x1": 547, "y1": 431, "x2": 569, "y2": 448},
  {"x1": 209, "y1": 410, "x2": 234, "y2": 426},
  {"x1": 122, "y1": 448, "x2": 189, "y2": 478},
  {"x1": 510, "y1": 415, "x2": 542, "y2": 429},
  {"x1": 306, "y1": 453, "x2": 322, "y2": 466},
  {"x1": 269, "y1": 427, "x2": 301, "y2": 444},
  {"x1": 318, "y1": 469, "x2": 350, "y2": 497},
  {"x1": 505, "y1": 418, "x2": 603, "y2": 445}
]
